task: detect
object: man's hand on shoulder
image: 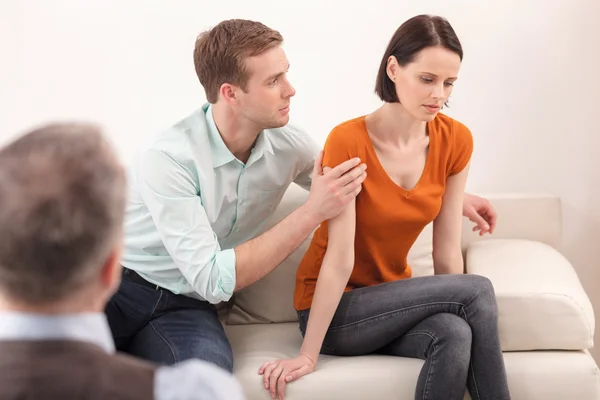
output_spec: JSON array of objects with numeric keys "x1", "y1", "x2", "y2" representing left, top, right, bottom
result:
[{"x1": 304, "y1": 151, "x2": 367, "y2": 223}]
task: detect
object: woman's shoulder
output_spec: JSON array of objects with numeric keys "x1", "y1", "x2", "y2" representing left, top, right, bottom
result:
[
  {"x1": 430, "y1": 112, "x2": 472, "y2": 143},
  {"x1": 432, "y1": 113, "x2": 474, "y2": 176},
  {"x1": 325, "y1": 115, "x2": 368, "y2": 148},
  {"x1": 322, "y1": 115, "x2": 367, "y2": 167},
  {"x1": 328, "y1": 115, "x2": 367, "y2": 138},
  {"x1": 333, "y1": 115, "x2": 367, "y2": 130}
]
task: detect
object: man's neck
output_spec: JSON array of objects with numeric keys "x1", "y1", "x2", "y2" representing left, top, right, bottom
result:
[
  {"x1": 0, "y1": 296, "x2": 103, "y2": 315},
  {"x1": 211, "y1": 102, "x2": 262, "y2": 164}
]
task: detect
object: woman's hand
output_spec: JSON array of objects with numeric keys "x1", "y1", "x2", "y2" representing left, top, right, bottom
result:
[
  {"x1": 463, "y1": 192, "x2": 497, "y2": 235},
  {"x1": 258, "y1": 353, "x2": 316, "y2": 399}
]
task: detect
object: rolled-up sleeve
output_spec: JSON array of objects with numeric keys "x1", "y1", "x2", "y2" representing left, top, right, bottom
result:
[{"x1": 137, "y1": 149, "x2": 236, "y2": 303}]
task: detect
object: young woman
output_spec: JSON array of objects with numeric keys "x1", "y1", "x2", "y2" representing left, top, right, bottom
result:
[{"x1": 259, "y1": 15, "x2": 511, "y2": 400}]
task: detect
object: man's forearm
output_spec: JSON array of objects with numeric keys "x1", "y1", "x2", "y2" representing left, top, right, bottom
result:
[{"x1": 233, "y1": 204, "x2": 320, "y2": 291}]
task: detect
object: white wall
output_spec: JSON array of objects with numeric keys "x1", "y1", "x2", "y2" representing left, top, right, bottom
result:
[{"x1": 1, "y1": 0, "x2": 599, "y2": 360}]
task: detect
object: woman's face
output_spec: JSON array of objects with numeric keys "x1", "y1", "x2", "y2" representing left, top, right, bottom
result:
[{"x1": 388, "y1": 46, "x2": 461, "y2": 121}]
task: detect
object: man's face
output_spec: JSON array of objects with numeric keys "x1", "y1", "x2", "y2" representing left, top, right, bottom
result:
[{"x1": 236, "y1": 45, "x2": 296, "y2": 129}]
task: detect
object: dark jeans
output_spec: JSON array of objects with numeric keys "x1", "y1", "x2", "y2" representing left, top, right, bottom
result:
[
  {"x1": 297, "y1": 274, "x2": 511, "y2": 400},
  {"x1": 105, "y1": 269, "x2": 233, "y2": 372}
]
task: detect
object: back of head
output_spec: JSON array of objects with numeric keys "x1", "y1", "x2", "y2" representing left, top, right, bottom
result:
[
  {"x1": 0, "y1": 123, "x2": 126, "y2": 305},
  {"x1": 375, "y1": 14, "x2": 463, "y2": 103},
  {"x1": 193, "y1": 19, "x2": 283, "y2": 103}
]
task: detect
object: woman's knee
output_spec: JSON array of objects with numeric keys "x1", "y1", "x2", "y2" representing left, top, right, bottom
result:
[
  {"x1": 466, "y1": 275, "x2": 498, "y2": 316},
  {"x1": 450, "y1": 274, "x2": 498, "y2": 315},
  {"x1": 435, "y1": 314, "x2": 472, "y2": 341},
  {"x1": 469, "y1": 274, "x2": 495, "y2": 294},
  {"x1": 432, "y1": 314, "x2": 472, "y2": 359}
]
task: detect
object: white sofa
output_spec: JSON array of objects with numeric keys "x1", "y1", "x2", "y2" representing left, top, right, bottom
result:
[{"x1": 222, "y1": 184, "x2": 600, "y2": 399}]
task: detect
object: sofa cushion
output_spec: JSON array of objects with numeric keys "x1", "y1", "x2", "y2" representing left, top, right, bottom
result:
[
  {"x1": 227, "y1": 184, "x2": 436, "y2": 324},
  {"x1": 460, "y1": 193, "x2": 562, "y2": 252},
  {"x1": 226, "y1": 322, "x2": 600, "y2": 400},
  {"x1": 227, "y1": 185, "x2": 309, "y2": 324},
  {"x1": 466, "y1": 239, "x2": 595, "y2": 351}
]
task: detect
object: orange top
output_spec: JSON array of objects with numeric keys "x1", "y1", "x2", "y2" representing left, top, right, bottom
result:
[{"x1": 293, "y1": 113, "x2": 473, "y2": 311}]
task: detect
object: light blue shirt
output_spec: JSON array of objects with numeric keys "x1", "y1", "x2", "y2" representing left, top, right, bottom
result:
[
  {"x1": 0, "y1": 312, "x2": 245, "y2": 400},
  {"x1": 122, "y1": 103, "x2": 318, "y2": 303}
]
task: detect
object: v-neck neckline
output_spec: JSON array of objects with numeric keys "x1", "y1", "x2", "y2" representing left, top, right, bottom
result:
[{"x1": 360, "y1": 115, "x2": 434, "y2": 196}]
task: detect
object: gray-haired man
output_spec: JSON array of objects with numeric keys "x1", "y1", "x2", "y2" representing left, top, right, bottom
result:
[{"x1": 0, "y1": 123, "x2": 244, "y2": 400}]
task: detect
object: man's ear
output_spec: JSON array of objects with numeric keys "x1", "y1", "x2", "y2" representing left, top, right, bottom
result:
[
  {"x1": 100, "y1": 245, "x2": 122, "y2": 295},
  {"x1": 220, "y1": 83, "x2": 239, "y2": 106}
]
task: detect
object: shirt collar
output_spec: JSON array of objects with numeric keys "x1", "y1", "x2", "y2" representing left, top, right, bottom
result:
[
  {"x1": 250, "y1": 130, "x2": 274, "y2": 161},
  {"x1": 203, "y1": 103, "x2": 274, "y2": 168},
  {"x1": 204, "y1": 103, "x2": 236, "y2": 168},
  {"x1": 0, "y1": 311, "x2": 115, "y2": 353}
]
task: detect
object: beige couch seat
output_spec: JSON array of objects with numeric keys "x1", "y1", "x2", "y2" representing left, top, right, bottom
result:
[{"x1": 222, "y1": 185, "x2": 600, "y2": 399}]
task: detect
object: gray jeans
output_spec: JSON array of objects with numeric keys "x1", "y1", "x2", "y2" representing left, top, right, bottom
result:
[{"x1": 297, "y1": 274, "x2": 511, "y2": 400}]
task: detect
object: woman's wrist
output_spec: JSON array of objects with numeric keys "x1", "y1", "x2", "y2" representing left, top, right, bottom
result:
[{"x1": 299, "y1": 347, "x2": 318, "y2": 365}]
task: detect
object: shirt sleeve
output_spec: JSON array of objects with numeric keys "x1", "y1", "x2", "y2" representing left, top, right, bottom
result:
[
  {"x1": 448, "y1": 119, "x2": 474, "y2": 176},
  {"x1": 292, "y1": 132, "x2": 321, "y2": 191},
  {"x1": 137, "y1": 149, "x2": 235, "y2": 304},
  {"x1": 154, "y1": 360, "x2": 245, "y2": 400}
]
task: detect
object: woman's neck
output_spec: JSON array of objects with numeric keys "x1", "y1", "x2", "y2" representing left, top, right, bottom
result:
[{"x1": 367, "y1": 102, "x2": 428, "y2": 145}]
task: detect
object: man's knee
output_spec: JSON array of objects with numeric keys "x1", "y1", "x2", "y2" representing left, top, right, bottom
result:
[
  {"x1": 161, "y1": 309, "x2": 234, "y2": 373},
  {"x1": 196, "y1": 342, "x2": 234, "y2": 373},
  {"x1": 181, "y1": 332, "x2": 233, "y2": 373}
]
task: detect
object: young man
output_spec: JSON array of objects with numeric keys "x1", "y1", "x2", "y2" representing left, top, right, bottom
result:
[
  {"x1": 0, "y1": 123, "x2": 244, "y2": 400},
  {"x1": 106, "y1": 19, "x2": 497, "y2": 372}
]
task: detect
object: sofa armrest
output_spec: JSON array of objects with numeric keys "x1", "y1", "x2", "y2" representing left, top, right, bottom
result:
[{"x1": 466, "y1": 239, "x2": 595, "y2": 351}]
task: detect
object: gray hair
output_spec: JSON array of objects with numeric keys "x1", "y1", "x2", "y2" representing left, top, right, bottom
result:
[{"x1": 0, "y1": 123, "x2": 126, "y2": 304}]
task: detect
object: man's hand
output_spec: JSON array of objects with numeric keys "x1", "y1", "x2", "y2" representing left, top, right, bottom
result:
[
  {"x1": 305, "y1": 150, "x2": 367, "y2": 223},
  {"x1": 258, "y1": 354, "x2": 316, "y2": 400},
  {"x1": 463, "y1": 193, "x2": 497, "y2": 235}
]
